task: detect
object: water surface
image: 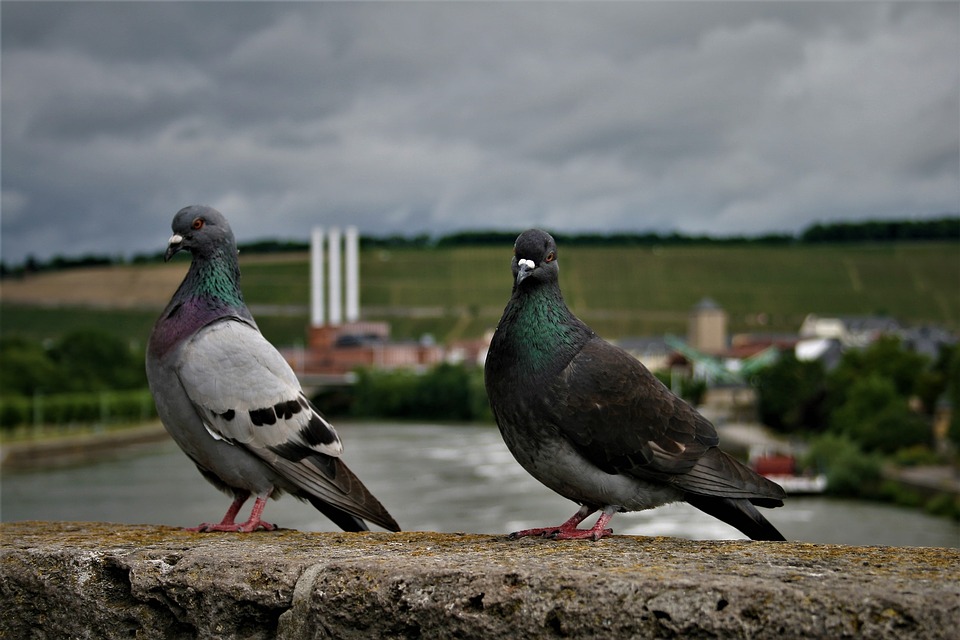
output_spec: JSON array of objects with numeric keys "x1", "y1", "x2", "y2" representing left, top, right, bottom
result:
[{"x1": 3, "y1": 422, "x2": 957, "y2": 547}]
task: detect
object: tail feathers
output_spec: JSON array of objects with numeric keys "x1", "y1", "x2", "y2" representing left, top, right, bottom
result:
[
  {"x1": 679, "y1": 448, "x2": 787, "y2": 503},
  {"x1": 685, "y1": 494, "x2": 786, "y2": 541},
  {"x1": 306, "y1": 496, "x2": 371, "y2": 532},
  {"x1": 270, "y1": 454, "x2": 401, "y2": 532}
]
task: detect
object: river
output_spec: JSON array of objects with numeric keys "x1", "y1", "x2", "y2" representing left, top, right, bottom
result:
[{"x1": 2, "y1": 422, "x2": 958, "y2": 547}]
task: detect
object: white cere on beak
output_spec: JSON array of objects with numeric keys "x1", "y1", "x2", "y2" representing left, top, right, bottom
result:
[
  {"x1": 168, "y1": 233, "x2": 183, "y2": 245},
  {"x1": 518, "y1": 258, "x2": 536, "y2": 269}
]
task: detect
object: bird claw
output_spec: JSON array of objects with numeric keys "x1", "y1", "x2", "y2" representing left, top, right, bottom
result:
[
  {"x1": 551, "y1": 527, "x2": 613, "y2": 541},
  {"x1": 186, "y1": 520, "x2": 276, "y2": 533},
  {"x1": 238, "y1": 519, "x2": 277, "y2": 532},
  {"x1": 509, "y1": 525, "x2": 613, "y2": 541}
]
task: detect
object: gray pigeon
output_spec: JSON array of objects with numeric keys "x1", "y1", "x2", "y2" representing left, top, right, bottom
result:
[
  {"x1": 146, "y1": 205, "x2": 399, "y2": 533},
  {"x1": 484, "y1": 229, "x2": 786, "y2": 541}
]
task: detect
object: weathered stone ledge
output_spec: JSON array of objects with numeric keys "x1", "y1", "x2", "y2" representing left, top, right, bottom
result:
[{"x1": 1, "y1": 521, "x2": 957, "y2": 639}]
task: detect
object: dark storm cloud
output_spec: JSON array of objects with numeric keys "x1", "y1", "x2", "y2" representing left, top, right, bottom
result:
[{"x1": 2, "y1": 1, "x2": 957, "y2": 264}]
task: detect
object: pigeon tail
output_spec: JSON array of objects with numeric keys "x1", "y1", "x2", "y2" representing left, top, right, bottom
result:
[
  {"x1": 684, "y1": 494, "x2": 786, "y2": 541},
  {"x1": 272, "y1": 455, "x2": 401, "y2": 532},
  {"x1": 306, "y1": 497, "x2": 370, "y2": 532}
]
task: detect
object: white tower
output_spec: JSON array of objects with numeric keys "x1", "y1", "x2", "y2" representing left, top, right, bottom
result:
[
  {"x1": 327, "y1": 227, "x2": 342, "y2": 326},
  {"x1": 345, "y1": 226, "x2": 360, "y2": 323},
  {"x1": 310, "y1": 225, "x2": 360, "y2": 328},
  {"x1": 310, "y1": 227, "x2": 325, "y2": 327}
]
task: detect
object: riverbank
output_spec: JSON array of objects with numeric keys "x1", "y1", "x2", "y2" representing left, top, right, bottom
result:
[
  {"x1": 0, "y1": 421, "x2": 169, "y2": 471},
  {"x1": 2, "y1": 521, "x2": 957, "y2": 639}
]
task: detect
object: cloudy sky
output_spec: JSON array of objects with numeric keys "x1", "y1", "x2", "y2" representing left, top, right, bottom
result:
[{"x1": 2, "y1": 1, "x2": 958, "y2": 264}]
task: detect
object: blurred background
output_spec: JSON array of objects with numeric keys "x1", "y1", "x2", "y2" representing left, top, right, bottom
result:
[{"x1": 2, "y1": 1, "x2": 958, "y2": 546}]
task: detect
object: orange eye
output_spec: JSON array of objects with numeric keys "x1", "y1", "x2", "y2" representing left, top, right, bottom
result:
[
  {"x1": 545, "y1": 251, "x2": 555, "y2": 262},
  {"x1": 192, "y1": 218, "x2": 204, "y2": 230}
]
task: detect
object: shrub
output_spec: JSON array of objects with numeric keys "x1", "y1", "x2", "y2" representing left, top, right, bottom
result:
[
  {"x1": 348, "y1": 363, "x2": 491, "y2": 422},
  {"x1": 0, "y1": 337, "x2": 65, "y2": 395},
  {"x1": 804, "y1": 434, "x2": 883, "y2": 498},
  {"x1": 830, "y1": 375, "x2": 932, "y2": 453},
  {"x1": 0, "y1": 395, "x2": 31, "y2": 430},
  {"x1": 892, "y1": 445, "x2": 942, "y2": 467},
  {"x1": 754, "y1": 351, "x2": 827, "y2": 433},
  {"x1": 50, "y1": 329, "x2": 147, "y2": 391},
  {"x1": 0, "y1": 390, "x2": 156, "y2": 430},
  {"x1": 925, "y1": 493, "x2": 960, "y2": 521}
]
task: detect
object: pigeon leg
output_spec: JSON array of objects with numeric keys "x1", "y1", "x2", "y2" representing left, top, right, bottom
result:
[
  {"x1": 551, "y1": 507, "x2": 615, "y2": 541},
  {"x1": 509, "y1": 505, "x2": 600, "y2": 539},
  {"x1": 233, "y1": 494, "x2": 277, "y2": 533},
  {"x1": 186, "y1": 493, "x2": 250, "y2": 532}
]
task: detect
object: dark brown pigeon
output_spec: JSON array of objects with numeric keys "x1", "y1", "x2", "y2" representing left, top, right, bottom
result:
[
  {"x1": 146, "y1": 205, "x2": 399, "y2": 533},
  {"x1": 484, "y1": 229, "x2": 786, "y2": 541}
]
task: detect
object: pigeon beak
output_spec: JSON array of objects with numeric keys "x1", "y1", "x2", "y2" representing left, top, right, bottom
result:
[
  {"x1": 516, "y1": 258, "x2": 536, "y2": 285},
  {"x1": 164, "y1": 234, "x2": 185, "y2": 262}
]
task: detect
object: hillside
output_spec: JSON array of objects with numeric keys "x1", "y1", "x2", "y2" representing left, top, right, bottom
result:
[{"x1": 1, "y1": 242, "x2": 957, "y2": 347}]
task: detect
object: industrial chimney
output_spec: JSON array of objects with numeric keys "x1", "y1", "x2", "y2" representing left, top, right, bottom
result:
[
  {"x1": 345, "y1": 226, "x2": 360, "y2": 323},
  {"x1": 310, "y1": 227, "x2": 325, "y2": 328},
  {"x1": 328, "y1": 227, "x2": 342, "y2": 326},
  {"x1": 310, "y1": 225, "x2": 360, "y2": 328}
]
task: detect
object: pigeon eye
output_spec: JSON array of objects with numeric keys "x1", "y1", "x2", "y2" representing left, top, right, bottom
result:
[
  {"x1": 545, "y1": 252, "x2": 556, "y2": 263},
  {"x1": 192, "y1": 218, "x2": 205, "y2": 230}
]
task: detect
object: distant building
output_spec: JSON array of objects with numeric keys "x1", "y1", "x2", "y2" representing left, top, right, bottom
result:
[
  {"x1": 899, "y1": 324, "x2": 958, "y2": 360},
  {"x1": 795, "y1": 313, "x2": 959, "y2": 370},
  {"x1": 794, "y1": 337, "x2": 844, "y2": 369},
  {"x1": 446, "y1": 330, "x2": 494, "y2": 367},
  {"x1": 299, "y1": 322, "x2": 445, "y2": 375},
  {"x1": 799, "y1": 313, "x2": 901, "y2": 348},
  {"x1": 615, "y1": 336, "x2": 677, "y2": 373},
  {"x1": 687, "y1": 297, "x2": 728, "y2": 354}
]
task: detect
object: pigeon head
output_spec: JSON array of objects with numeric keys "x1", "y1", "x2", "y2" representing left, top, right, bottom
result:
[
  {"x1": 165, "y1": 205, "x2": 237, "y2": 262},
  {"x1": 512, "y1": 229, "x2": 559, "y2": 289}
]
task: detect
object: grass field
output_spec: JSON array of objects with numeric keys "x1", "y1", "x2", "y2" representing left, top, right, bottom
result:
[{"x1": 2, "y1": 241, "x2": 957, "y2": 347}]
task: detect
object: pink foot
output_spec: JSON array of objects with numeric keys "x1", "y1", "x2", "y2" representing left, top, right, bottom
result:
[
  {"x1": 552, "y1": 526, "x2": 613, "y2": 541},
  {"x1": 509, "y1": 523, "x2": 612, "y2": 540},
  {"x1": 186, "y1": 519, "x2": 276, "y2": 533},
  {"x1": 509, "y1": 507, "x2": 615, "y2": 541},
  {"x1": 185, "y1": 494, "x2": 276, "y2": 533}
]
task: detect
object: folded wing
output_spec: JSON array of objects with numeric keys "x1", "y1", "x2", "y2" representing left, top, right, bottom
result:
[{"x1": 177, "y1": 318, "x2": 400, "y2": 531}]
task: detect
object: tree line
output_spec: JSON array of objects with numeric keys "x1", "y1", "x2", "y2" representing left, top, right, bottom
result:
[{"x1": 3, "y1": 216, "x2": 956, "y2": 278}]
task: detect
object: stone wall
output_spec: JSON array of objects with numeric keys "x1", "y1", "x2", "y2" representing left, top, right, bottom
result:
[{"x1": 1, "y1": 521, "x2": 957, "y2": 639}]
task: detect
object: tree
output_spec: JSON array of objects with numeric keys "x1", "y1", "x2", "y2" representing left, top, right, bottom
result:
[
  {"x1": 947, "y1": 347, "x2": 960, "y2": 448},
  {"x1": 0, "y1": 337, "x2": 64, "y2": 395},
  {"x1": 805, "y1": 434, "x2": 883, "y2": 497},
  {"x1": 754, "y1": 351, "x2": 828, "y2": 433},
  {"x1": 830, "y1": 374, "x2": 931, "y2": 453},
  {"x1": 827, "y1": 336, "x2": 928, "y2": 402},
  {"x1": 49, "y1": 330, "x2": 146, "y2": 391}
]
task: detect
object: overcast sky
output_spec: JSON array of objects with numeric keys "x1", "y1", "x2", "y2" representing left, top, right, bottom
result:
[{"x1": 2, "y1": 1, "x2": 958, "y2": 264}]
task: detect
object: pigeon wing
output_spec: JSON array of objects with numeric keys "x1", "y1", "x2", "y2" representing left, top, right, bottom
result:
[
  {"x1": 177, "y1": 318, "x2": 343, "y2": 459},
  {"x1": 550, "y1": 337, "x2": 784, "y2": 501},
  {"x1": 547, "y1": 336, "x2": 719, "y2": 479},
  {"x1": 178, "y1": 318, "x2": 400, "y2": 531}
]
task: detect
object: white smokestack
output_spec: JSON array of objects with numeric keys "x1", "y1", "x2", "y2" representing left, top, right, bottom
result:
[
  {"x1": 345, "y1": 226, "x2": 360, "y2": 323},
  {"x1": 328, "y1": 227, "x2": 342, "y2": 326},
  {"x1": 310, "y1": 227, "x2": 325, "y2": 327}
]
